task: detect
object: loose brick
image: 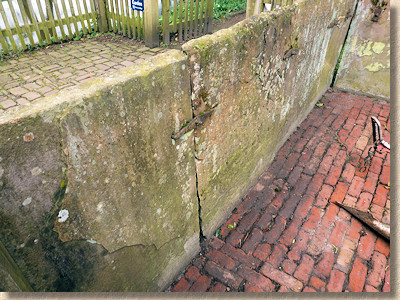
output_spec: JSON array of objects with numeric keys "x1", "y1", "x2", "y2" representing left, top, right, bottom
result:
[
  {"x1": 221, "y1": 243, "x2": 260, "y2": 268},
  {"x1": 244, "y1": 282, "x2": 264, "y2": 292},
  {"x1": 264, "y1": 216, "x2": 287, "y2": 243},
  {"x1": 356, "y1": 192, "x2": 373, "y2": 211},
  {"x1": 364, "y1": 285, "x2": 379, "y2": 292},
  {"x1": 310, "y1": 276, "x2": 326, "y2": 291},
  {"x1": 173, "y1": 278, "x2": 191, "y2": 292},
  {"x1": 266, "y1": 244, "x2": 287, "y2": 268},
  {"x1": 366, "y1": 251, "x2": 387, "y2": 288},
  {"x1": 380, "y1": 165, "x2": 391, "y2": 186},
  {"x1": 209, "y1": 282, "x2": 227, "y2": 292},
  {"x1": 321, "y1": 203, "x2": 339, "y2": 228},
  {"x1": 185, "y1": 266, "x2": 201, "y2": 282},
  {"x1": 241, "y1": 228, "x2": 264, "y2": 254},
  {"x1": 317, "y1": 155, "x2": 335, "y2": 175},
  {"x1": 279, "y1": 217, "x2": 302, "y2": 246},
  {"x1": 329, "y1": 182, "x2": 349, "y2": 204},
  {"x1": 325, "y1": 166, "x2": 342, "y2": 186},
  {"x1": 305, "y1": 174, "x2": 325, "y2": 196},
  {"x1": 282, "y1": 259, "x2": 297, "y2": 275},
  {"x1": 372, "y1": 184, "x2": 389, "y2": 207},
  {"x1": 315, "y1": 184, "x2": 334, "y2": 207},
  {"x1": 303, "y1": 207, "x2": 322, "y2": 231},
  {"x1": 348, "y1": 176, "x2": 365, "y2": 198},
  {"x1": 326, "y1": 270, "x2": 346, "y2": 292},
  {"x1": 204, "y1": 261, "x2": 243, "y2": 290},
  {"x1": 357, "y1": 230, "x2": 377, "y2": 260},
  {"x1": 288, "y1": 229, "x2": 311, "y2": 261},
  {"x1": 189, "y1": 275, "x2": 211, "y2": 292},
  {"x1": 307, "y1": 226, "x2": 329, "y2": 256},
  {"x1": 382, "y1": 268, "x2": 390, "y2": 292},
  {"x1": 341, "y1": 163, "x2": 356, "y2": 183},
  {"x1": 253, "y1": 243, "x2": 271, "y2": 261},
  {"x1": 328, "y1": 220, "x2": 348, "y2": 248},
  {"x1": 293, "y1": 254, "x2": 314, "y2": 283},
  {"x1": 237, "y1": 210, "x2": 260, "y2": 234},
  {"x1": 208, "y1": 237, "x2": 225, "y2": 250},
  {"x1": 206, "y1": 250, "x2": 238, "y2": 270},
  {"x1": 260, "y1": 263, "x2": 303, "y2": 292},
  {"x1": 287, "y1": 166, "x2": 304, "y2": 186},
  {"x1": 303, "y1": 287, "x2": 316, "y2": 292},
  {"x1": 226, "y1": 230, "x2": 244, "y2": 247},
  {"x1": 314, "y1": 252, "x2": 335, "y2": 278},
  {"x1": 369, "y1": 157, "x2": 383, "y2": 174},
  {"x1": 348, "y1": 257, "x2": 368, "y2": 292},
  {"x1": 374, "y1": 237, "x2": 390, "y2": 257},
  {"x1": 237, "y1": 266, "x2": 274, "y2": 291}
]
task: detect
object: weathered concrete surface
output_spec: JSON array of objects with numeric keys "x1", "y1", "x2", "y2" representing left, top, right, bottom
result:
[
  {"x1": 0, "y1": 50, "x2": 199, "y2": 291},
  {"x1": 182, "y1": 0, "x2": 357, "y2": 238},
  {"x1": 335, "y1": 0, "x2": 390, "y2": 100}
]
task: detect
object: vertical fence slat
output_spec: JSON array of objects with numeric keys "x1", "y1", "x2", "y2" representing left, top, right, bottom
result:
[
  {"x1": 119, "y1": 0, "x2": 125, "y2": 36},
  {"x1": 67, "y1": 0, "x2": 80, "y2": 36},
  {"x1": 178, "y1": 0, "x2": 183, "y2": 42},
  {"x1": 27, "y1": 0, "x2": 44, "y2": 45},
  {"x1": 44, "y1": 0, "x2": 60, "y2": 42},
  {"x1": 0, "y1": 28, "x2": 9, "y2": 54},
  {"x1": 105, "y1": 0, "x2": 112, "y2": 31},
  {"x1": 7, "y1": 0, "x2": 27, "y2": 49},
  {"x1": 189, "y1": 0, "x2": 194, "y2": 38},
  {"x1": 51, "y1": 0, "x2": 67, "y2": 40},
  {"x1": 201, "y1": 0, "x2": 207, "y2": 34},
  {"x1": 82, "y1": 0, "x2": 93, "y2": 34},
  {"x1": 0, "y1": 1, "x2": 19, "y2": 51},
  {"x1": 60, "y1": 0, "x2": 74, "y2": 39},
  {"x1": 184, "y1": 0, "x2": 189, "y2": 40},
  {"x1": 17, "y1": 0, "x2": 35, "y2": 45},
  {"x1": 173, "y1": 0, "x2": 177, "y2": 32},
  {"x1": 198, "y1": 0, "x2": 204, "y2": 35},
  {"x1": 206, "y1": 0, "x2": 213, "y2": 33},
  {"x1": 110, "y1": 0, "x2": 117, "y2": 32},
  {"x1": 130, "y1": 6, "x2": 137, "y2": 39},
  {"x1": 115, "y1": 0, "x2": 121, "y2": 33},
  {"x1": 137, "y1": 10, "x2": 142, "y2": 39},
  {"x1": 89, "y1": 0, "x2": 98, "y2": 32},
  {"x1": 162, "y1": 0, "x2": 170, "y2": 44},
  {"x1": 194, "y1": 0, "x2": 199, "y2": 36},
  {"x1": 36, "y1": 0, "x2": 52, "y2": 44},
  {"x1": 124, "y1": 0, "x2": 131, "y2": 37},
  {"x1": 75, "y1": 0, "x2": 88, "y2": 35}
]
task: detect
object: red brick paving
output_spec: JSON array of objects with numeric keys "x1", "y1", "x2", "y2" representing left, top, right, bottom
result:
[{"x1": 168, "y1": 90, "x2": 390, "y2": 292}]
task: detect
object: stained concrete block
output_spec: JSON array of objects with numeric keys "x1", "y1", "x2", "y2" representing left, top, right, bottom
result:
[
  {"x1": 0, "y1": 50, "x2": 199, "y2": 291},
  {"x1": 182, "y1": 0, "x2": 357, "y2": 238},
  {"x1": 335, "y1": 0, "x2": 390, "y2": 100}
]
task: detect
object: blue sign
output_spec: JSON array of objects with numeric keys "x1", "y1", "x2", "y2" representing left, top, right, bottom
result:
[{"x1": 131, "y1": 0, "x2": 144, "y2": 11}]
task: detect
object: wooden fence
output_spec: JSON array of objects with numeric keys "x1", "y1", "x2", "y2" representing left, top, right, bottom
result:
[
  {"x1": 161, "y1": 0, "x2": 214, "y2": 45},
  {"x1": 246, "y1": 0, "x2": 294, "y2": 18},
  {"x1": 0, "y1": 0, "x2": 215, "y2": 53},
  {"x1": 0, "y1": 0, "x2": 99, "y2": 54}
]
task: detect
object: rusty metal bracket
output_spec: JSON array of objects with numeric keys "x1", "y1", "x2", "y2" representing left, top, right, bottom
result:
[{"x1": 171, "y1": 109, "x2": 214, "y2": 140}]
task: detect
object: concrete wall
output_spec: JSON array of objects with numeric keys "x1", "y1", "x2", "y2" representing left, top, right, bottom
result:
[
  {"x1": 0, "y1": 51, "x2": 199, "y2": 292},
  {"x1": 0, "y1": 0, "x2": 358, "y2": 292},
  {"x1": 182, "y1": 0, "x2": 357, "y2": 238},
  {"x1": 335, "y1": 0, "x2": 390, "y2": 100}
]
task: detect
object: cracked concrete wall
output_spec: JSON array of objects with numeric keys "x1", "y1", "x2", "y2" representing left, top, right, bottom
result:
[
  {"x1": 335, "y1": 0, "x2": 390, "y2": 100},
  {"x1": 1, "y1": 0, "x2": 362, "y2": 292},
  {"x1": 0, "y1": 50, "x2": 199, "y2": 291},
  {"x1": 182, "y1": 0, "x2": 357, "y2": 238}
]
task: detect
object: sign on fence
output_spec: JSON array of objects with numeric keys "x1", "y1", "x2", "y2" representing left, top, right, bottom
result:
[{"x1": 131, "y1": 0, "x2": 144, "y2": 11}]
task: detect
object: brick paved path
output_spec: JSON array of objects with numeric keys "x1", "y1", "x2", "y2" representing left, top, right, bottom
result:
[
  {"x1": 169, "y1": 90, "x2": 390, "y2": 293},
  {"x1": 0, "y1": 39, "x2": 166, "y2": 112}
]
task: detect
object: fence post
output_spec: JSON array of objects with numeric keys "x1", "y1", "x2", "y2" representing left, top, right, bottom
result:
[
  {"x1": 206, "y1": 0, "x2": 214, "y2": 33},
  {"x1": 144, "y1": 0, "x2": 159, "y2": 48},
  {"x1": 246, "y1": 0, "x2": 264, "y2": 18},
  {"x1": 94, "y1": 0, "x2": 109, "y2": 33}
]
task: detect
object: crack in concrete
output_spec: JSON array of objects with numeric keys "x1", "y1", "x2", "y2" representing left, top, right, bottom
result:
[{"x1": 330, "y1": 0, "x2": 360, "y2": 87}]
